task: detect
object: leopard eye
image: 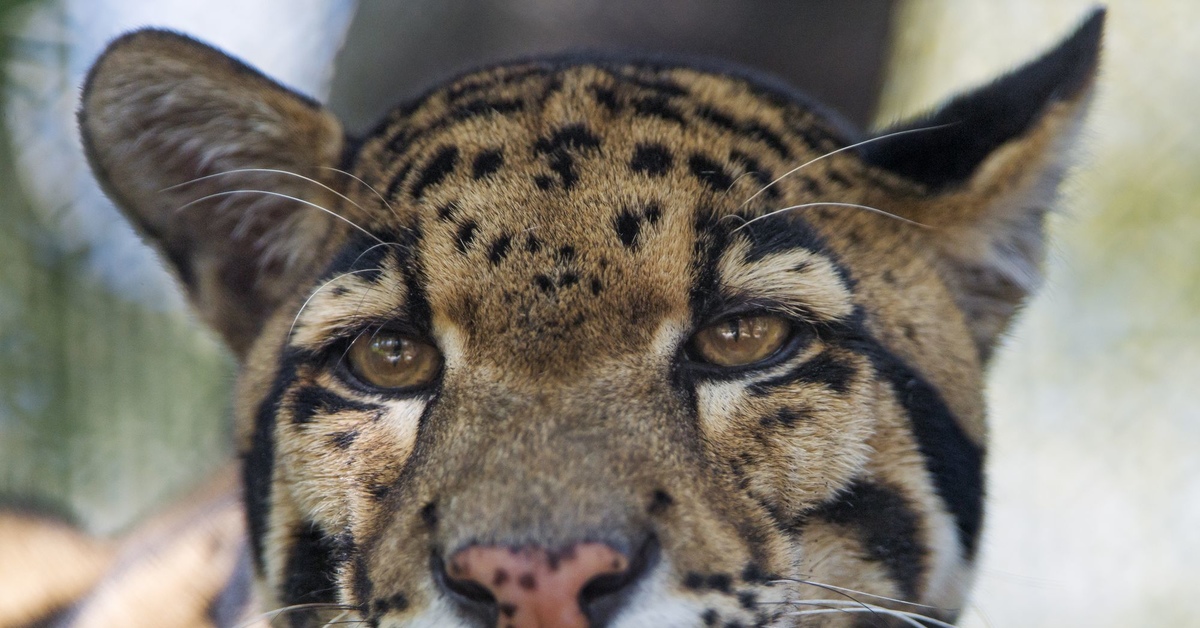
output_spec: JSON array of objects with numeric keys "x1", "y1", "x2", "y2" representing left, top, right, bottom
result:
[
  {"x1": 690, "y1": 315, "x2": 791, "y2": 367},
  {"x1": 346, "y1": 331, "x2": 442, "y2": 390}
]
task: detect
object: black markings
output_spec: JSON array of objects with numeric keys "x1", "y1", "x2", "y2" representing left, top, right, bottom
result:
[
  {"x1": 420, "y1": 502, "x2": 438, "y2": 527},
  {"x1": 614, "y1": 210, "x2": 642, "y2": 249},
  {"x1": 410, "y1": 145, "x2": 459, "y2": 200},
  {"x1": 525, "y1": 234, "x2": 542, "y2": 253},
  {"x1": 559, "y1": 272, "x2": 579, "y2": 288},
  {"x1": 323, "y1": 232, "x2": 394, "y2": 284},
  {"x1": 243, "y1": 353, "x2": 300, "y2": 570},
  {"x1": 590, "y1": 278, "x2": 603, "y2": 296},
  {"x1": 452, "y1": 97, "x2": 522, "y2": 120},
  {"x1": 630, "y1": 143, "x2": 673, "y2": 176},
  {"x1": 695, "y1": 105, "x2": 791, "y2": 160},
  {"x1": 728, "y1": 150, "x2": 779, "y2": 200},
  {"x1": 455, "y1": 221, "x2": 478, "y2": 253},
  {"x1": 737, "y1": 591, "x2": 757, "y2": 610},
  {"x1": 370, "y1": 593, "x2": 410, "y2": 618},
  {"x1": 683, "y1": 572, "x2": 732, "y2": 593},
  {"x1": 740, "y1": 563, "x2": 773, "y2": 584},
  {"x1": 436, "y1": 201, "x2": 458, "y2": 222},
  {"x1": 534, "y1": 274, "x2": 554, "y2": 293},
  {"x1": 281, "y1": 521, "x2": 341, "y2": 609},
  {"x1": 749, "y1": 351, "x2": 856, "y2": 396},
  {"x1": 534, "y1": 175, "x2": 554, "y2": 190},
  {"x1": 702, "y1": 609, "x2": 719, "y2": 626},
  {"x1": 533, "y1": 123, "x2": 602, "y2": 155},
  {"x1": 385, "y1": 161, "x2": 413, "y2": 201},
  {"x1": 648, "y1": 489, "x2": 674, "y2": 515},
  {"x1": 547, "y1": 152, "x2": 579, "y2": 189},
  {"x1": 613, "y1": 201, "x2": 662, "y2": 250},
  {"x1": 472, "y1": 148, "x2": 505, "y2": 180},
  {"x1": 290, "y1": 386, "x2": 378, "y2": 425},
  {"x1": 827, "y1": 169, "x2": 852, "y2": 188},
  {"x1": 760, "y1": 407, "x2": 808, "y2": 428},
  {"x1": 632, "y1": 95, "x2": 687, "y2": 125},
  {"x1": 329, "y1": 430, "x2": 359, "y2": 449},
  {"x1": 688, "y1": 154, "x2": 734, "y2": 192},
  {"x1": 590, "y1": 85, "x2": 620, "y2": 111},
  {"x1": 808, "y1": 481, "x2": 926, "y2": 600},
  {"x1": 488, "y1": 234, "x2": 513, "y2": 265}
]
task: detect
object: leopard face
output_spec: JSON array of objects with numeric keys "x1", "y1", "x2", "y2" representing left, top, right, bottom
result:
[{"x1": 79, "y1": 13, "x2": 1101, "y2": 628}]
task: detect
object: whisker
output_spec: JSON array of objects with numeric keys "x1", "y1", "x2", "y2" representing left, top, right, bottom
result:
[
  {"x1": 781, "y1": 600, "x2": 956, "y2": 627},
  {"x1": 288, "y1": 268, "x2": 388, "y2": 341},
  {"x1": 730, "y1": 201, "x2": 928, "y2": 232},
  {"x1": 769, "y1": 578, "x2": 947, "y2": 611},
  {"x1": 738, "y1": 123, "x2": 954, "y2": 208},
  {"x1": 320, "y1": 166, "x2": 399, "y2": 216},
  {"x1": 237, "y1": 602, "x2": 360, "y2": 628},
  {"x1": 175, "y1": 189, "x2": 384, "y2": 244},
  {"x1": 163, "y1": 168, "x2": 380, "y2": 219}
]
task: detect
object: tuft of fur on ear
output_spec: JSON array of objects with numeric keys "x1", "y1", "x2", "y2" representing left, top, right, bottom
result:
[
  {"x1": 79, "y1": 29, "x2": 349, "y2": 357},
  {"x1": 861, "y1": 9, "x2": 1104, "y2": 363}
]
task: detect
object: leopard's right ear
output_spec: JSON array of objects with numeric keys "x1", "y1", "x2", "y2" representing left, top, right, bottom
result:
[{"x1": 80, "y1": 29, "x2": 349, "y2": 357}]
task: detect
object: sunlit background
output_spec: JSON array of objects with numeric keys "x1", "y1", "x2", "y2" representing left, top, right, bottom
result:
[{"x1": 1, "y1": 1, "x2": 1195, "y2": 625}]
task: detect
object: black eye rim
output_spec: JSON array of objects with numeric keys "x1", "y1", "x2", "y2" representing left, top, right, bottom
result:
[
  {"x1": 330, "y1": 327, "x2": 445, "y2": 396},
  {"x1": 679, "y1": 312, "x2": 812, "y2": 378}
]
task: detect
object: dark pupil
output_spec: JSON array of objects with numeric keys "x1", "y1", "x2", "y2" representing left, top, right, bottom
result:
[
  {"x1": 719, "y1": 318, "x2": 756, "y2": 343},
  {"x1": 371, "y1": 336, "x2": 408, "y2": 365}
]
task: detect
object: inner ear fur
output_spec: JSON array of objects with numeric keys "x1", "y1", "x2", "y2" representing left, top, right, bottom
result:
[
  {"x1": 79, "y1": 28, "x2": 349, "y2": 357},
  {"x1": 861, "y1": 10, "x2": 1104, "y2": 363}
]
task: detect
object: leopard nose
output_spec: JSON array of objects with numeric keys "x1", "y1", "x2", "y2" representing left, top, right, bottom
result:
[{"x1": 440, "y1": 542, "x2": 637, "y2": 628}]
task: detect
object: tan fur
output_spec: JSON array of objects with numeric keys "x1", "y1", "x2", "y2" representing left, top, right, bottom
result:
[{"x1": 3, "y1": 15, "x2": 1101, "y2": 627}]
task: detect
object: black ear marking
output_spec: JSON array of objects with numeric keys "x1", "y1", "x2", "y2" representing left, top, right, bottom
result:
[{"x1": 860, "y1": 8, "x2": 1104, "y2": 189}]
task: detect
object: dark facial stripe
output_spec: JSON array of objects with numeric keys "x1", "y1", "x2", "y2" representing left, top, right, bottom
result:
[
  {"x1": 290, "y1": 386, "x2": 379, "y2": 425},
  {"x1": 747, "y1": 350, "x2": 856, "y2": 396},
  {"x1": 805, "y1": 481, "x2": 926, "y2": 600},
  {"x1": 281, "y1": 521, "x2": 343, "y2": 623},
  {"x1": 321, "y1": 233, "x2": 395, "y2": 285},
  {"x1": 841, "y1": 311, "x2": 985, "y2": 558},
  {"x1": 243, "y1": 351, "x2": 301, "y2": 571}
]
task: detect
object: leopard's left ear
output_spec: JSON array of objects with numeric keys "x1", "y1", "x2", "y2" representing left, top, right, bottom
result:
[{"x1": 860, "y1": 9, "x2": 1104, "y2": 363}]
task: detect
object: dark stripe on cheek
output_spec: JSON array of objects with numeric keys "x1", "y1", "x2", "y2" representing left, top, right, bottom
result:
[
  {"x1": 281, "y1": 521, "x2": 343, "y2": 620},
  {"x1": 806, "y1": 481, "x2": 926, "y2": 601},
  {"x1": 243, "y1": 352, "x2": 301, "y2": 572},
  {"x1": 290, "y1": 386, "x2": 379, "y2": 425},
  {"x1": 748, "y1": 351, "x2": 856, "y2": 396},
  {"x1": 687, "y1": 153, "x2": 734, "y2": 191},
  {"x1": 845, "y1": 311, "x2": 985, "y2": 558}
]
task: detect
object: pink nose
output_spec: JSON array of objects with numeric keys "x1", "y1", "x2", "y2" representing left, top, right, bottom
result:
[{"x1": 446, "y1": 543, "x2": 630, "y2": 628}]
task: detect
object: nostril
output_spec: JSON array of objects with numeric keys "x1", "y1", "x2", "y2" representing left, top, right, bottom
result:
[
  {"x1": 433, "y1": 554, "x2": 499, "y2": 619},
  {"x1": 578, "y1": 536, "x2": 658, "y2": 623},
  {"x1": 438, "y1": 541, "x2": 648, "y2": 628}
]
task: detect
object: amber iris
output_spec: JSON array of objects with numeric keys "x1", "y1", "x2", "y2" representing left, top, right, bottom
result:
[
  {"x1": 691, "y1": 315, "x2": 791, "y2": 367},
  {"x1": 347, "y1": 331, "x2": 442, "y2": 389}
]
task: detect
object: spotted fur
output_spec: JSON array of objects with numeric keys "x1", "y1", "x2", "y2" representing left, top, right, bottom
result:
[{"x1": 3, "y1": 10, "x2": 1101, "y2": 628}]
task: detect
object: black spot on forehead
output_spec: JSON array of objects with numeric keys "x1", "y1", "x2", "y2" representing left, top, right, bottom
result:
[
  {"x1": 630, "y1": 143, "x2": 673, "y2": 177},
  {"x1": 410, "y1": 145, "x2": 459, "y2": 200},
  {"x1": 688, "y1": 153, "x2": 734, "y2": 192},
  {"x1": 455, "y1": 221, "x2": 479, "y2": 254},
  {"x1": 472, "y1": 148, "x2": 504, "y2": 180},
  {"x1": 488, "y1": 234, "x2": 513, "y2": 266},
  {"x1": 632, "y1": 94, "x2": 687, "y2": 126},
  {"x1": 533, "y1": 123, "x2": 601, "y2": 155}
]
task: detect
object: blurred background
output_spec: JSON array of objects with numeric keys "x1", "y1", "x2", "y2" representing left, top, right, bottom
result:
[{"x1": 0, "y1": 1, "x2": 1195, "y2": 625}]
